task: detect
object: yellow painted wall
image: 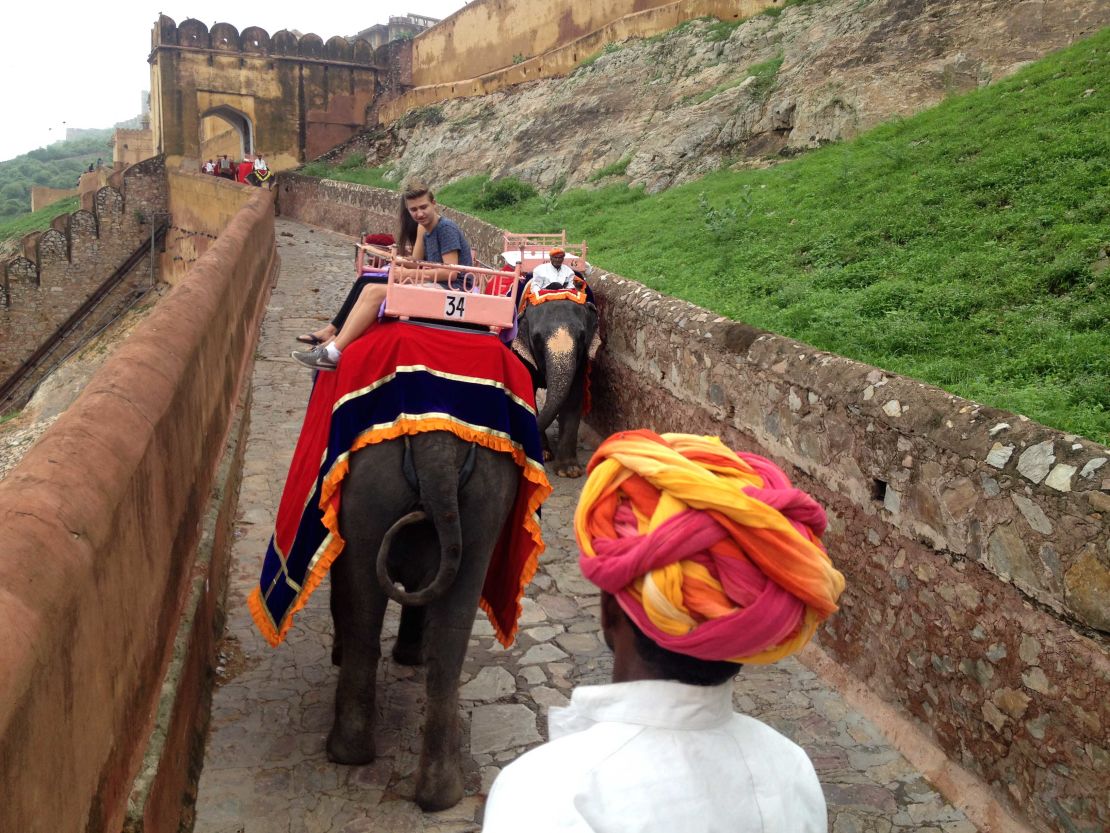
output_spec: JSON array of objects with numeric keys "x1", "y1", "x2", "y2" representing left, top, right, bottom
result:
[
  {"x1": 411, "y1": 0, "x2": 770, "y2": 87},
  {"x1": 30, "y1": 186, "x2": 78, "y2": 212},
  {"x1": 113, "y1": 129, "x2": 155, "y2": 167},
  {"x1": 164, "y1": 170, "x2": 258, "y2": 284},
  {"x1": 382, "y1": 0, "x2": 773, "y2": 123}
]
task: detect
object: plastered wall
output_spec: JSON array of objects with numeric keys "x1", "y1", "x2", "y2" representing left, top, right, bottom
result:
[
  {"x1": 30, "y1": 185, "x2": 78, "y2": 213},
  {"x1": 165, "y1": 170, "x2": 260, "y2": 284},
  {"x1": 274, "y1": 176, "x2": 1110, "y2": 833},
  {"x1": 378, "y1": 0, "x2": 774, "y2": 123},
  {"x1": 0, "y1": 184, "x2": 277, "y2": 833}
]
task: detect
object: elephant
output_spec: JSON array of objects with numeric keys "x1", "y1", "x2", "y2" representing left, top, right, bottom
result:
[
  {"x1": 514, "y1": 296, "x2": 599, "y2": 477},
  {"x1": 327, "y1": 431, "x2": 519, "y2": 811}
]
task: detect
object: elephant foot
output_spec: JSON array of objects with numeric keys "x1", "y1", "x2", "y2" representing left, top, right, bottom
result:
[
  {"x1": 555, "y1": 461, "x2": 584, "y2": 478},
  {"x1": 392, "y1": 640, "x2": 424, "y2": 666},
  {"x1": 326, "y1": 721, "x2": 376, "y2": 765},
  {"x1": 415, "y1": 759, "x2": 464, "y2": 812}
]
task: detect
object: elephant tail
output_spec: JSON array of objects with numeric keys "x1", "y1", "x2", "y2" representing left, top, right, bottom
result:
[{"x1": 375, "y1": 439, "x2": 473, "y2": 605}]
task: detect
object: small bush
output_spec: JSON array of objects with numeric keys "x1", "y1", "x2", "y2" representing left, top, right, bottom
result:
[
  {"x1": 589, "y1": 156, "x2": 632, "y2": 181},
  {"x1": 399, "y1": 106, "x2": 445, "y2": 129},
  {"x1": 475, "y1": 177, "x2": 537, "y2": 210},
  {"x1": 705, "y1": 19, "x2": 744, "y2": 42},
  {"x1": 337, "y1": 152, "x2": 366, "y2": 170}
]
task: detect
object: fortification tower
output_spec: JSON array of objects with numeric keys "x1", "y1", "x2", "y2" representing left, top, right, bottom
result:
[{"x1": 149, "y1": 15, "x2": 382, "y2": 170}]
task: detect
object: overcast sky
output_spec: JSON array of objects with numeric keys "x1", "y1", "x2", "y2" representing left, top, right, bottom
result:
[{"x1": 0, "y1": 1, "x2": 468, "y2": 162}]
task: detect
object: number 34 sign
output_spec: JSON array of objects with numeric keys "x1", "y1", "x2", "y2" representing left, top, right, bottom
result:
[{"x1": 444, "y1": 294, "x2": 467, "y2": 319}]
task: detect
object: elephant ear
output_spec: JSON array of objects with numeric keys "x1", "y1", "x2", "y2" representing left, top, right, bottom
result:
[
  {"x1": 512, "y1": 313, "x2": 537, "y2": 373},
  {"x1": 585, "y1": 302, "x2": 601, "y2": 361}
]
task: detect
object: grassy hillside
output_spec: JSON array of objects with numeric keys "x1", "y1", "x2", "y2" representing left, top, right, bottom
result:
[
  {"x1": 0, "y1": 131, "x2": 113, "y2": 219},
  {"x1": 309, "y1": 28, "x2": 1110, "y2": 444},
  {"x1": 0, "y1": 197, "x2": 81, "y2": 248}
]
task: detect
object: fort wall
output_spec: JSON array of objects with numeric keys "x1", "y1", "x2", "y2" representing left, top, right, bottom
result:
[
  {"x1": 113, "y1": 128, "x2": 155, "y2": 168},
  {"x1": 1, "y1": 157, "x2": 169, "y2": 386},
  {"x1": 377, "y1": 0, "x2": 774, "y2": 124},
  {"x1": 0, "y1": 185, "x2": 277, "y2": 833},
  {"x1": 164, "y1": 170, "x2": 259, "y2": 284},
  {"x1": 150, "y1": 16, "x2": 380, "y2": 170},
  {"x1": 274, "y1": 175, "x2": 1110, "y2": 833},
  {"x1": 30, "y1": 185, "x2": 78, "y2": 213}
]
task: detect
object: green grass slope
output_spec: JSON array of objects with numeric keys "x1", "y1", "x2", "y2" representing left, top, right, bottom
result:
[
  {"x1": 0, "y1": 197, "x2": 81, "y2": 248},
  {"x1": 313, "y1": 29, "x2": 1110, "y2": 443}
]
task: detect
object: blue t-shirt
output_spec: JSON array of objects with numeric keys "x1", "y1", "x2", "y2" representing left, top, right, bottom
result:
[{"x1": 423, "y1": 217, "x2": 473, "y2": 266}]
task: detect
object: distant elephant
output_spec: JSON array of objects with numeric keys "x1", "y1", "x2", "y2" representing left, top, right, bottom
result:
[
  {"x1": 246, "y1": 169, "x2": 273, "y2": 188},
  {"x1": 328, "y1": 432, "x2": 518, "y2": 811},
  {"x1": 515, "y1": 296, "x2": 598, "y2": 477}
]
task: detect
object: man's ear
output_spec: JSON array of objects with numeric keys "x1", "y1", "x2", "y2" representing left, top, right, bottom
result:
[{"x1": 599, "y1": 591, "x2": 625, "y2": 648}]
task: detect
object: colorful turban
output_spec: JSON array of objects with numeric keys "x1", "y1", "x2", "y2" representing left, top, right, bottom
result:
[
  {"x1": 549, "y1": 248, "x2": 566, "y2": 257},
  {"x1": 575, "y1": 430, "x2": 845, "y2": 664}
]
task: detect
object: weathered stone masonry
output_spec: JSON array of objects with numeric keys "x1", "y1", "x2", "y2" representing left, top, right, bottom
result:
[
  {"x1": 275, "y1": 176, "x2": 1109, "y2": 833},
  {"x1": 1, "y1": 157, "x2": 168, "y2": 388}
]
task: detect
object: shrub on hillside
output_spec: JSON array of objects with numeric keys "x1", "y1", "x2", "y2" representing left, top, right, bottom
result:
[{"x1": 475, "y1": 177, "x2": 537, "y2": 210}]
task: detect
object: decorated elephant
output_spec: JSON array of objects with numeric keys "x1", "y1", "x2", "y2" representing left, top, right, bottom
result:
[
  {"x1": 514, "y1": 291, "x2": 599, "y2": 477},
  {"x1": 327, "y1": 433, "x2": 520, "y2": 810}
]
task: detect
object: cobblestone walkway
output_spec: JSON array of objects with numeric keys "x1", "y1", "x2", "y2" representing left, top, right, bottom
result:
[{"x1": 192, "y1": 220, "x2": 977, "y2": 833}]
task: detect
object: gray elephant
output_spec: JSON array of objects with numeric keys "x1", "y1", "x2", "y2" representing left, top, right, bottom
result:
[
  {"x1": 327, "y1": 432, "x2": 519, "y2": 811},
  {"x1": 514, "y1": 297, "x2": 599, "y2": 477}
]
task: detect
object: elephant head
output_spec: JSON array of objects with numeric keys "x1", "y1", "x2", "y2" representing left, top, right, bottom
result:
[{"x1": 514, "y1": 298, "x2": 598, "y2": 477}]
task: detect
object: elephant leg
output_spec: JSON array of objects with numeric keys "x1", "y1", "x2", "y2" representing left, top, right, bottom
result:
[
  {"x1": 553, "y1": 367, "x2": 586, "y2": 477},
  {"x1": 414, "y1": 449, "x2": 517, "y2": 811},
  {"x1": 329, "y1": 441, "x2": 415, "y2": 765},
  {"x1": 392, "y1": 604, "x2": 426, "y2": 666},
  {"x1": 327, "y1": 547, "x2": 388, "y2": 765}
]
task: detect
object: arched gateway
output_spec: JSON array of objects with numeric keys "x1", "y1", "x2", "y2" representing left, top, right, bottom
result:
[{"x1": 149, "y1": 15, "x2": 382, "y2": 171}]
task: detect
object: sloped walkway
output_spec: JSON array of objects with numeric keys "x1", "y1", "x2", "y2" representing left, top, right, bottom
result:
[{"x1": 192, "y1": 219, "x2": 977, "y2": 833}]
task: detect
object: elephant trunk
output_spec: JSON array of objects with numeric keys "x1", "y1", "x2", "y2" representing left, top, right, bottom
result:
[
  {"x1": 375, "y1": 448, "x2": 465, "y2": 606},
  {"x1": 536, "y1": 325, "x2": 580, "y2": 433}
]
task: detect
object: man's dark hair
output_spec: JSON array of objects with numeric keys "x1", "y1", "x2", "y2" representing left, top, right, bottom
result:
[{"x1": 629, "y1": 617, "x2": 740, "y2": 687}]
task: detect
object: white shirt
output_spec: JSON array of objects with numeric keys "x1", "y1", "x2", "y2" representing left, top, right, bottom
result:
[
  {"x1": 253, "y1": 156, "x2": 268, "y2": 171},
  {"x1": 483, "y1": 680, "x2": 826, "y2": 833},
  {"x1": 532, "y1": 261, "x2": 577, "y2": 289}
]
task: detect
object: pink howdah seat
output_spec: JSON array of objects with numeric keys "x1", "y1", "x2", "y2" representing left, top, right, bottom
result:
[
  {"x1": 360, "y1": 242, "x2": 523, "y2": 332},
  {"x1": 501, "y1": 231, "x2": 589, "y2": 273}
]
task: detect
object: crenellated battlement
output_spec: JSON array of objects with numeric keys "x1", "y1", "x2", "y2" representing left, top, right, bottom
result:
[
  {"x1": 152, "y1": 15, "x2": 377, "y2": 66},
  {"x1": 0, "y1": 157, "x2": 167, "y2": 382}
]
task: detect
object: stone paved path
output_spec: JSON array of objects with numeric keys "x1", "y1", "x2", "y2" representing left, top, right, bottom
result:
[{"x1": 192, "y1": 219, "x2": 977, "y2": 833}]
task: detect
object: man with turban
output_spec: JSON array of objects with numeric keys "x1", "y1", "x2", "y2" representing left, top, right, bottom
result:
[
  {"x1": 483, "y1": 429, "x2": 845, "y2": 832},
  {"x1": 531, "y1": 247, "x2": 577, "y2": 290}
]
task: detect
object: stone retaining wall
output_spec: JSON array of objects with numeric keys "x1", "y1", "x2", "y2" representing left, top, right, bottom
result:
[
  {"x1": 0, "y1": 185, "x2": 278, "y2": 833},
  {"x1": 274, "y1": 175, "x2": 1109, "y2": 833}
]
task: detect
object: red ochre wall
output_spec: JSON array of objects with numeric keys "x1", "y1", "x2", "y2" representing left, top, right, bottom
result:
[
  {"x1": 0, "y1": 183, "x2": 278, "y2": 833},
  {"x1": 274, "y1": 174, "x2": 1110, "y2": 833}
]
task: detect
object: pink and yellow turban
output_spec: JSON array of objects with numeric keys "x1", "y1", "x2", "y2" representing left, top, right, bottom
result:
[{"x1": 575, "y1": 430, "x2": 845, "y2": 665}]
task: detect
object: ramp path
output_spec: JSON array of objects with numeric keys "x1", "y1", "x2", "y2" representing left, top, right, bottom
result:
[{"x1": 193, "y1": 219, "x2": 976, "y2": 833}]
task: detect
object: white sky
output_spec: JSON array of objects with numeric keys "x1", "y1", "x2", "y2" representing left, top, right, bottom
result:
[{"x1": 0, "y1": 0, "x2": 468, "y2": 163}]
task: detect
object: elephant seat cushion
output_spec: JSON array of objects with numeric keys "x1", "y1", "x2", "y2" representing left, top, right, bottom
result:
[{"x1": 250, "y1": 319, "x2": 552, "y2": 648}]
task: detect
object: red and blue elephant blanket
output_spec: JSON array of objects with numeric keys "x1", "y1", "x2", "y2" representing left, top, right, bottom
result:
[{"x1": 249, "y1": 320, "x2": 552, "y2": 649}]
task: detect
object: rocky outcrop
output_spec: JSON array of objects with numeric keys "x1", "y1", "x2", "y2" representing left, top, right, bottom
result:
[{"x1": 344, "y1": 0, "x2": 1109, "y2": 193}]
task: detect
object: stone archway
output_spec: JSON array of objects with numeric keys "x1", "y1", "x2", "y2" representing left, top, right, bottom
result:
[
  {"x1": 199, "y1": 105, "x2": 254, "y2": 162},
  {"x1": 149, "y1": 15, "x2": 383, "y2": 172}
]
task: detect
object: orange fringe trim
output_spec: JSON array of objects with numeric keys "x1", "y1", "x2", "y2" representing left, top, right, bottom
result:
[{"x1": 249, "y1": 417, "x2": 551, "y2": 648}]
